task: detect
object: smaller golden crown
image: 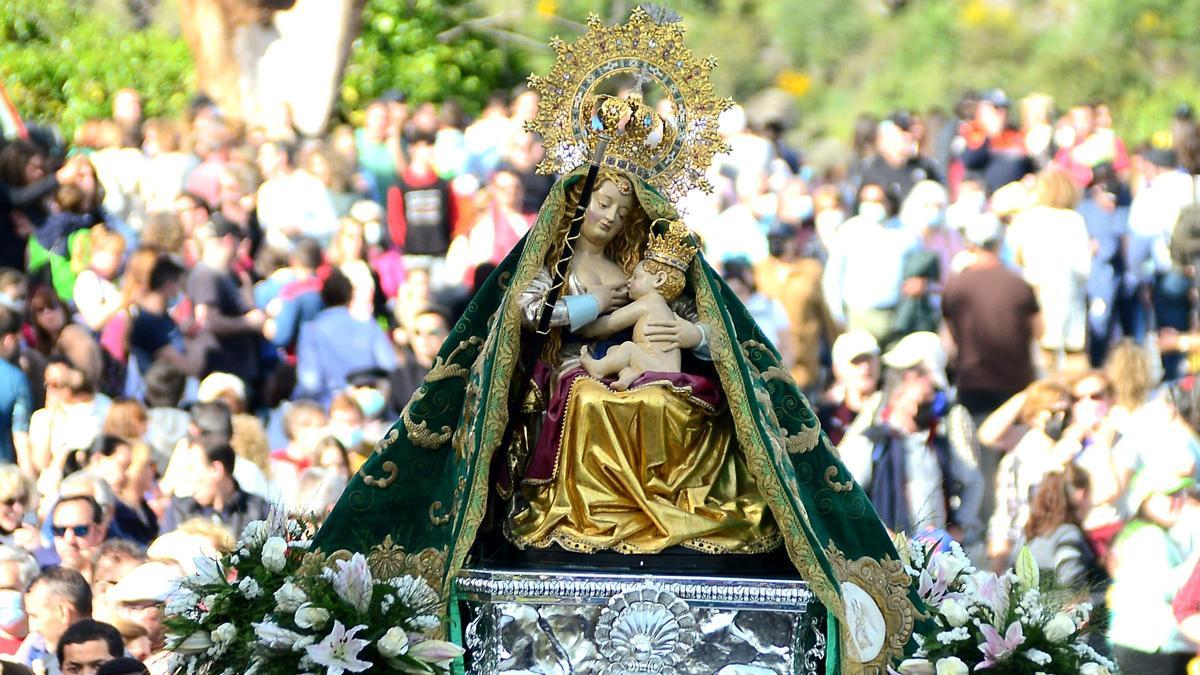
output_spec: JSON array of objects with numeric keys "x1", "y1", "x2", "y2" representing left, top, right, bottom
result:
[{"x1": 644, "y1": 218, "x2": 699, "y2": 272}]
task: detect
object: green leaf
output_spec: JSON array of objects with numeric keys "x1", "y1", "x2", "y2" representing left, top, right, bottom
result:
[{"x1": 1015, "y1": 546, "x2": 1039, "y2": 593}]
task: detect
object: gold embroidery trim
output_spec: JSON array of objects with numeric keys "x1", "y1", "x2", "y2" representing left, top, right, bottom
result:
[
  {"x1": 429, "y1": 477, "x2": 467, "y2": 527},
  {"x1": 824, "y1": 465, "x2": 853, "y2": 493},
  {"x1": 363, "y1": 461, "x2": 398, "y2": 489},
  {"x1": 696, "y1": 267, "x2": 842, "y2": 619},
  {"x1": 425, "y1": 336, "x2": 484, "y2": 383}
]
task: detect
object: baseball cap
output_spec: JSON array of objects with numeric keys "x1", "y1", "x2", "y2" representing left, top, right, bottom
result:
[
  {"x1": 964, "y1": 212, "x2": 1004, "y2": 248},
  {"x1": 109, "y1": 562, "x2": 182, "y2": 605},
  {"x1": 981, "y1": 88, "x2": 1010, "y2": 108},
  {"x1": 832, "y1": 330, "x2": 881, "y2": 369},
  {"x1": 882, "y1": 332, "x2": 949, "y2": 390},
  {"x1": 197, "y1": 372, "x2": 247, "y2": 406},
  {"x1": 1125, "y1": 470, "x2": 1195, "y2": 515}
]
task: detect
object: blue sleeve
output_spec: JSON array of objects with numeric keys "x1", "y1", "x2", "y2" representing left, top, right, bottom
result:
[
  {"x1": 271, "y1": 300, "x2": 300, "y2": 348},
  {"x1": 373, "y1": 323, "x2": 398, "y2": 371},
  {"x1": 564, "y1": 294, "x2": 601, "y2": 332},
  {"x1": 11, "y1": 374, "x2": 31, "y2": 433},
  {"x1": 294, "y1": 326, "x2": 321, "y2": 399}
]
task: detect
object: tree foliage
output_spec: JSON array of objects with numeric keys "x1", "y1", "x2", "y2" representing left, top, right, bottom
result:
[
  {"x1": 0, "y1": 0, "x2": 193, "y2": 140},
  {"x1": 339, "y1": 0, "x2": 524, "y2": 119}
]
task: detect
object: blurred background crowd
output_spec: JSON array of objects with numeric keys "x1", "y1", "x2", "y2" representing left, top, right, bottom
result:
[{"x1": 2, "y1": 0, "x2": 1200, "y2": 674}]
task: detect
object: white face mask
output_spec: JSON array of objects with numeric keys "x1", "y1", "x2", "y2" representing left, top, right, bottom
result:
[{"x1": 858, "y1": 202, "x2": 888, "y2": 223}]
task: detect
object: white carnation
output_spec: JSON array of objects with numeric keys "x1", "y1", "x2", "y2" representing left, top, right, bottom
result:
[
  {"x1": 253, "y1": 620, "x2": 306, "y2": 652},
  {"x1": 274, "y1": 582, "x2": 308, "y2": 613},
  {"x1": 1024, "y1": 648, "x2": 1052, "y2": 666},
  {"x1": 240, "y1": 520, "x2": 269, "y2": 550},
  {"x1": 238, "y1": 576, "x2": 262, "y2": 599}
]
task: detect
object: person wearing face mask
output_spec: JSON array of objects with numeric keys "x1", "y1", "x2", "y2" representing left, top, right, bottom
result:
[
  {"x1": 839, "y1": 332, "x2": 983, "y2": 553},
  {"x1": 986, "y1": 379, "x2": 1074, "y2": 571},
  {"x1": 821, "y1": 182, "x2": 919, "y2": 344},
  {"x1": 892, "y1": 184, "x2": 950, "y2": 339},
  {"x1": 344, "y1": 369, "x2": 390, "y2": 441},
  {"x1": 268, "y1": 400, "x2": 328, "y2": 509},
  {"x1": 0, "y1": 545, "x2": 38, "y2": 655},
  {"x1": 326, "y1": 393, "x2": 372, "y2": 472},
  {"x1": 812, "y1": 184, "x2": 848, "y2": 252}
]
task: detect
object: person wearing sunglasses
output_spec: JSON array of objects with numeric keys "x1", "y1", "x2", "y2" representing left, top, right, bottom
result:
[
  {"x1": 49, "y1": 496, "x2": 106, "y2": 581},
  {"x1": 0, "y1": 466, "x2": 38, "y2": 553},
  {"x1": 1051, "y1": 370, "x2": 1123, "y2": 563}
]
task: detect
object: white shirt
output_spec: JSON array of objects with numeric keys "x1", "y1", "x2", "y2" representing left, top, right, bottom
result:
[{"x1": 257, "y1": 170, "x2": 339, "y2": 250}]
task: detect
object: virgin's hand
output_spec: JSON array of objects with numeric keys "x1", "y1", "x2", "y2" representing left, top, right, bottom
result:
[{"x1": 644, "y1": 317, "x2": 702, "y2": 351}]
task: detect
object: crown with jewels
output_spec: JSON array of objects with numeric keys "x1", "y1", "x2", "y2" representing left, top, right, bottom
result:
[
  {"x1": 526, "y1": 6, "x2": 733, "y2": 204},
  {"x1": 644, "y1": 218, "x2": 699, "y2": 272}
]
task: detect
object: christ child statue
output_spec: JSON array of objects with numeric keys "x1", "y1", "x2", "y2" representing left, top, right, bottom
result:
[{"x1": 579, "y1": 218, "x2": 699, "y2": 390}]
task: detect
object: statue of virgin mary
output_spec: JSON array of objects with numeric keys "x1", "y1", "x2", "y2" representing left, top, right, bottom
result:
[{"x1": 313, "y1": 8, "x2": 923, "y2": 671}]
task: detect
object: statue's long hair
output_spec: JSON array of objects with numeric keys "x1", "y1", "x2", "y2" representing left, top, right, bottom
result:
[{"x1": 540, "y1": 168, "x2": 650, "y2": 363}]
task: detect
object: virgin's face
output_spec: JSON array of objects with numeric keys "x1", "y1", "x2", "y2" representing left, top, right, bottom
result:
[{"x1": 581, "y1": 180, "x2": 634, "y2": 247}]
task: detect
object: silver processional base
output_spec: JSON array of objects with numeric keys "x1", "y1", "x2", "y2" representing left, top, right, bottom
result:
[{"x1": 453, "y1": 568, "x2": 827, "y2": 674}]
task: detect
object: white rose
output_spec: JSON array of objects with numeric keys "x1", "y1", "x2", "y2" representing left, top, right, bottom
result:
[
  {"x1": 261, "y1": 537, "x2": 288, "y2": 573},
  {"x1": 1080, "y1": 664, "x2": 1111, "y2": 675},
  {"x1": 1043, "y1": 612, "x2": 1075, "y2": 643},
  {"x1": 274, "y1": 582, "x2": 308, "y2": 614},
  {"x1": 294, "y1": 603, "x2": 331, "y2": 630},
  {"x1": 939, "y1": 598, "x2": 970, "y2": 628},
  {"x1": 898, "y1": 659, "x2": 934, "y2": 675},
  {"x1": 240, "y1": 520, "x2": 269, "y2": 549},
  {"x1": 377, "y1": 627, "x2": 411, "y2": 658},
  {"x1": 210, "y1": 623, "x2": 237, "y2": 646},
  {"x1": 935, "y1": 657, "x2": 969, "y2": 675}
]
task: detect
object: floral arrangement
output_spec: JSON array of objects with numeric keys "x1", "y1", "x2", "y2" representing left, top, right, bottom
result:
[
  {"x1": 891, "y1": 535, "x2": 1116, "y2": 675},
  {"x1": 164, "y1": 513, "x2": 463, "y2": 675}
]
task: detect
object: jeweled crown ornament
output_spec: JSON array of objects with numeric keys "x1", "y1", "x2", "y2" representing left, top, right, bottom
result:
[
  {"x1": 526, "y1": 5, "x2": 733, "y2": 204},
  {"x1": 645, "y1": 218, "x2": 699, "y2": 272}
]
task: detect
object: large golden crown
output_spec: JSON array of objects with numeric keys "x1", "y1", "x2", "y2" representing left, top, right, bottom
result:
[
  {"x1": 645, "y1": 218, "x2": 699, "y2": 272},
  {"x1": 526, "y1": 6, "x2": 733, "y2": 204}
]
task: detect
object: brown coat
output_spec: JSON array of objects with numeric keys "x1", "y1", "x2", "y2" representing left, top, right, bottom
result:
[{"x1": 755, "y1": 257, "x2": 839, "y2": 390}]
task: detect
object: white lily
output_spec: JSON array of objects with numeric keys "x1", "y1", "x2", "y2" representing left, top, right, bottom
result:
[{"x1": 305, "y1": 621, "x2": 372, "y2": 675}]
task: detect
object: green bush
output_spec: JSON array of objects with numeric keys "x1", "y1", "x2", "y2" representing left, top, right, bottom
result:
[{"x1": 0, "y1": 0, "x2": 193, "y2": 141}]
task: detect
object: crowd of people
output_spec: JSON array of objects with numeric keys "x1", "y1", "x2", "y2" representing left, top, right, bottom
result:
[{"x1": 2, "y1": 81, "x2": 1200, "y2": 673}]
